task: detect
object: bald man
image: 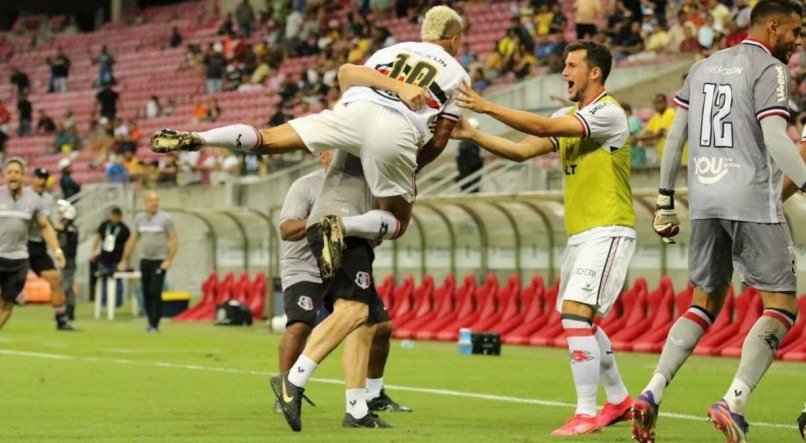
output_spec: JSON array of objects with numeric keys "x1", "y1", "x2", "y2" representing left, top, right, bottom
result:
[{"x1": 121, "y1": 192, "x2": 178, "y2": 332}]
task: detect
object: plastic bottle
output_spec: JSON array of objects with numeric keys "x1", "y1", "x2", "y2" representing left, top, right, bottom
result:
[{"x1": 458, "y1": 328, "x2": 473, "y2": 355}]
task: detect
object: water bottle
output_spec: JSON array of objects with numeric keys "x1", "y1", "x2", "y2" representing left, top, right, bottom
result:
[
  {"x1": 400, "y1": 339, "x2": 415, "y2": 349},
  {"x1": 458, "y1": 328, "x2": 473, "y2": 355}
]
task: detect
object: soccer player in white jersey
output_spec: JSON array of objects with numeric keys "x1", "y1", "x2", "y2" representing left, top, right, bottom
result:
[
  {"x1": 151, "y1": 5, "x2": 469, "y2": 277},
  {"x1": 452, "y1": 40, "x2": 636, "y2": 436},
  {"x1": 631, "y1": 1, "x2": 805, "y2": 441}
]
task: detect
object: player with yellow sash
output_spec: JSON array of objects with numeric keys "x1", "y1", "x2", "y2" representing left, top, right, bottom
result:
[{"x1": 451, "y1": 40, "x2": 635, "y2": 436}]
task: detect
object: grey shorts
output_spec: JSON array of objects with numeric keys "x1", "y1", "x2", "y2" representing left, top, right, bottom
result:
[{"x1": 689, "y1": 219, "x2": 796, "y2": 293}]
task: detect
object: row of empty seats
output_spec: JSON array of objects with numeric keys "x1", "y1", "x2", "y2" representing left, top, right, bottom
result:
[
  {"x1": 376, "y1": 274, "x2": 806, "y2": 362},
  {"x1": 174, "y1": 271, "x2": 266, "y2": 321}
]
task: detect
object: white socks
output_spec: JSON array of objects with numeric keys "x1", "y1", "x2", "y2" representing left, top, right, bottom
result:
[
  {"x1": 346, "y1": 388, "x2": 369, "y2": 419},
  {"x1": 724, "y1": 379, "x2": 751, "y2": 414},
  {"x1": 287, "y1": 354, "x2": 318, "y2": 388},
  {"x1": 197, "y1": 124, "x2": 262, "y2": 152},
  {"x1": 593, "y1": 326, "x2": 629, "y2": 404},
  {"x1": 562, "y1": 317, "x2": 599, "y2": 417},
  {"x1": 366, "y1": 377, "x2": 383, "y2": 401},
  {"x1": 646, "y1": 373, "x2": 668, "y2": 403},
  {"x1": 342, "y1": 210, "x2": 401, "y2": 241}
]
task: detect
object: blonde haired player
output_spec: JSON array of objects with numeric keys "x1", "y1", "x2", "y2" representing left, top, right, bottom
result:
[
  {"x1": 151, "y1": 6, "x2": 469, "y2": 432},
  {"x1": 452, "y1": 40, "x2": 635, "y2": 436}
]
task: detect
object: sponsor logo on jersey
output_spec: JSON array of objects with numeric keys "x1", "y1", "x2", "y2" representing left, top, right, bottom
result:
[
  {"x1": 703, "y1": 65, "x2": 743, "y2": 76},
  {"x1": 355, "y1": 271, "x2": 371, "y2": 289},
  {"x1": 775, "y1": 65, "x2": 786, "y2": 102},
  {"x1": 581, "y1": 282, "x2": 594, "y2": 293},
  {"x1": 563, "y1": 164, "x2": 578, "y2": 175},
  {"x1": 693, "y1": 156, "x2": 739, "y2": 185},
  {"x1": 572, "y1": 267, "x2": 597, "y2": 277},
  {"x1": 587, "y1": 102, "x2": 608, "y2": 115},
  {"x1": 297, "y1": 295, "x2": 314, "y2": 311}
]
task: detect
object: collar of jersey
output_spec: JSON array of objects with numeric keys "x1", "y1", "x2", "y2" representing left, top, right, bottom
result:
[
  {"x1": 578, "y1": 90, "x2": 608, "y2": 109},
  {"x1": 741, "y1": 38, "x2": 772, "y2": 55}
]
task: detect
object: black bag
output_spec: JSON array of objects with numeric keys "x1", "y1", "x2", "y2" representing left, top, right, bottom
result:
[{"x1": 214, "y1": 300, "x2": 253, "y2": 326}]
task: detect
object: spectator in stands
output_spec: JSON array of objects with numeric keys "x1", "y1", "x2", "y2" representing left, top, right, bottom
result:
[
  {"x1": 59, "y1": 158, "x2": 81, "y2": 199},
  {"x1": 225, "y1": 64, "x2": 244, "y2": 91},
  {"x1": 105, "y1": 153, "x2": 129, "y2": 184},
  {"x1": 665, "y1": 11, "x2": 690, "y2": 53},
  {"x1": 236, "y1": 0, "x2": 256, "y2": 37},
  {"x1": 36, "y1": 109, "x2": 56, "y2": 135},
  {"x1": 204, "y1": 148, "x2": 241, "y2": 185},
  {"x1": 95, "y1": 83, "x2": 120, "y2": 119},
  {"x1": 145, "y1": 95, "x2": 161, "y2": 119},
  {"x1": 644, "y1": 24, "x2": 670, "y2": 53},
  {"x1": 622, "y1": 103, "x2": 646, "y2": 167},
  {"x1": 459, "y1": 42, "x2": 476, "y2": 71},
  {"x1": 456, "y1": 118, "x2": 483, "y2": 193},
  {"x1": 723, "y1": 21, "x2": 748, "y2": 48},
  {"x1": 613, "y1": 21, "x2": 644, "y2": 59},
  {"x1": 203, "y1": 43, "x2": 226, "y2": 94},
  {"x1": 0, "y1": 128, "x2": 7, "y2": 162},
  {"x1": 698, "y1": 14, "x2": 716, "y2": 49},
  {"x1": 17, "y1": 91, "x2": 32, "y2": 136},
  {"x1": 121, "y1": 149, "x2": 140, "y2": 180},
  {"x1": 90, "y1": 207, "x2": 131, "y2": 309},
  {"x1": 129, "y1": 119, "x2": 142, "y2": 142},
  {"x1": 54, "y1": 125, "x2": 76, "y2": 154},
  {"x1": 9, "y1": 67, "x2": 30, "y2": 96},
  {"x1": 511, "y1": 43, "x2": 537, "y2": 80},
  {"x1": 207, "y1": 98, "x2": 221, "y2": 122},
  {"x1": 218, "y1": 12, "x2": 235, "y2": 36},
  {"x1": 62, "y1": 110, "x2": 75, "y2": 131},
  {"x1": 112, "y1": 118, "x2": 129, "y2": 140},
  {"x1": 46, "y1": 48, "x2": 71, "y2": 93},
  {"x1": 93, "y1": 45, "x2": 116, "y2": 87},
  {"x1": 88, "y1": 117, "x2": 115, "y2": 169},
  {"x1": 139, "y1": 160, "x2": 160, "y2": 190},
  {"x1": 575, "y1": 0, "x2": 602, "y2": 39},
  {"x1": 0, "y1": 99, "x2": 10, "y2": 128},
  {"x1": 163, "y1": 98, "x2": 175, "y2": 117},
  {"x1": 633, "y1": 93, "x2": 680, "y2": 165},
  {"x1": 471, "y1": 67, "x2": 490, "y2": 92},
  {"x1": 679, "y1": 24, "x2": 701, "y2": 53},
  {"x1": 249, "y1": 55, "x2": 272, "y2": 85},
  {"x1": 159, "y1": 153, "x2": 180, "y2": 187},
  {"x1": 168, "y1": 26, "x2": 183, "y2": 48},
  {"x1": 191, "y1": 100, "x2": 209, "y2": 124}
]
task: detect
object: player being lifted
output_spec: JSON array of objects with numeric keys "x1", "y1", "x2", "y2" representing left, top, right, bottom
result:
[
  {"x1": 451, "y1": 40, "x2": 635, "y2": 436},
  {"x1": 151, "y1": 5, "x2": 468, "y2": 271},
  {"x1": 631, "y1": 1, "x2": 805, "y2": 442},
  {"x1": 150, "y1": 6, "x2": 468, "y2": 432}
]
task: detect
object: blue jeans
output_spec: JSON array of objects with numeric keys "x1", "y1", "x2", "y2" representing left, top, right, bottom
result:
[
  {"x1": 206, "y1": 78, "x2": 221, "y2": 94},
  {"x1": 97, "y1": 261, "x2": 123, "y2": 307}
]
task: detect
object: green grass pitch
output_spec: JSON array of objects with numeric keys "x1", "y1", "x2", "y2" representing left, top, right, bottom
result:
[{"x1": 1, "y1": 306, "x2": 803, "y2": 442}]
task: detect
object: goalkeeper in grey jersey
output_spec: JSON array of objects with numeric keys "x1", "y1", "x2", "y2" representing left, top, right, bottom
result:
[{"x1": 631, "y1": 1, "x2": 805, "y2": 442}]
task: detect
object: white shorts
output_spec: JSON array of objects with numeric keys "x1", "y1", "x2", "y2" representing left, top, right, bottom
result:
[
  {"x1": 288, "y1": 100, "x2": 418, "y2": 202},
  {"x1": 557, "y1": 236, "x2": 635, "y2": 316}
]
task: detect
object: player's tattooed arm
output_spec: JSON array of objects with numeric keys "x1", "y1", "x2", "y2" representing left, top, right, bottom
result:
[
  {"x1": 782, "y1": 141, "x2": 806, "y2": 201},
  {"x1": 451, "y1": 116, "x2": 555, "y2": 162},
  {"x1": 280, "y1": 219, "x2": 308, "y2": 242},
  {"x1": 337, "y1": 63, "x2": 429, "y2": 111},
  {"x1": 455, "y1": 82, "x2": 584, "y2": 138},
  {"x1": 416, "y1": 117, "x2": 457, "y2": 173}
]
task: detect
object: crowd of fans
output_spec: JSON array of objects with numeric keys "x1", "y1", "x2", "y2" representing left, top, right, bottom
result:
[{"x1": 2, "y1": 0, "x2": 805, "y2": 191}]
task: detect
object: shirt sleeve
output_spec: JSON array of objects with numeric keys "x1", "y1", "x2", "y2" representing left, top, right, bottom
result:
[
  {"x1": 574, "y1": 101, "x2": 629, "y2": 148},
  {"x1": 439, "y1": 73, "x2": 470, "y2": 122},
  {"x1": 279, "y1": 179, "x2": 311, "y2": 223},
  {"x1": 97, "y1": 222, "x2": 106, "y2": 235},
  {"x1": 163, "y1": 215, "x2": 175, "y2": 234},
  {"x1": 754, "y1": 63, "x2": 790, "y2": 121},
  {"x1": 673, "y1": 65, "x2": 694, "y2": 110},
  {"x1": 548, "y1": 107, "x2": 570, "y2": 151}
]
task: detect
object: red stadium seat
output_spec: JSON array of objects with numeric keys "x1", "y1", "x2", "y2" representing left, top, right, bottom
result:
[
  {"x1": 634, "y1": 283, "x2": 693, "y2": 353},
  {"x1": 184, "y1": 272, "x2": 234, "y2": 321},
  {"x1": 173, "y1": 271, "x2": 217, "y2": 321},
  {"x1": 394, "y1": 275, "x2": 434, "y2": 329},
  {"x1": 777, "y1": 296, "x2": 806, "y2": 360},
  {"x1": 388, "y1": 276, "x2": 415, "y2": 323},
  {"x1": 435, "y1": 274, "x2": 498, "y2": 341},
  {"x1": 693, "y1": 287, "x2": 756, "y2": 356},
  {"x1": 610, "y1": 279, "x2": 674, "y2": 351},
  {"x1": 247, "y1": 272, "x2": 266, "y2": 319},
  {"x1": 600, "y1": 279, "x2": 648, "y2": 337},
  {"x1": 395, "y1": 275, "x2": 456, "y2": 339},
  {"x1": 469, "y1": 274, "x2": 517, "y2": 332},
  {"x1": 528, "y1": 280, "x2": 566, "y2": 346},
  {"x1": 502, "y1": 276, "x2": 548, "y2": 344},
  {"x1": 416, "y1": 275, "x2": 477, "y2": 340},
  {"x1": 376, "y1": 275, "x2": 395, "y2": 311},
  {"x1": 489, "y1": 275, "x2": 524, "y2": 335}
]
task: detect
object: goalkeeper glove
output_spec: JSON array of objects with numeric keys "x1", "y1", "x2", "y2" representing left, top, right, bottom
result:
[{"x1": 653, "y1": 188, "x2": 680, "y2": 239}]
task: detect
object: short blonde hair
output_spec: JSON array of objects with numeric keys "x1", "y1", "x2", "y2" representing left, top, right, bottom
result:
[{"x1": 420, "y1": 6, "x2": 463, "y2": 41}]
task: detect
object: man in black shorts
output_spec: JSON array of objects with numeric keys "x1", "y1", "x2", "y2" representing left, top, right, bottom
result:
[
  {"x1": 27, "y1": 167, "x2": 73, "y2": 330},
  {"x1": 0, "y1": 158, "x2": 65, "y2": 330},
  {"x1": 275, "y1": 150, "x2": 409, "y2": 423}
]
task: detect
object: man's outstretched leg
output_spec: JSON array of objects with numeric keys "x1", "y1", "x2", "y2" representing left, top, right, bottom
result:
[
  {"x1": 366, "y1": 320, "x2": 412, "y2": 413},
  {"x1": 271, "y1": 299, "x2": 367, "y2": 432},
  {"x1": 631, "y1": 287, "x2": 726, "y2": 443},
  {"x1": 151, "y1": 123, "x2": 306, "y2": 155},
  {"x1": 707, "y1": 291, "x2": 797, "y2": 442}
]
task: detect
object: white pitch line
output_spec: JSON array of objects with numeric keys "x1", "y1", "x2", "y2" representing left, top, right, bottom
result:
[{"x1": 0, "y1": 348, "x2": 797, "y2": 430}]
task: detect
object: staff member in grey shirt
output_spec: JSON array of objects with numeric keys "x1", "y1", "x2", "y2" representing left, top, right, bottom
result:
[
  {"x1": 120, "y1": 191, "x2": 177, "y2": 332},
  {"x1": 0, "y1": 157, "x2": 65, "y2": 331}
]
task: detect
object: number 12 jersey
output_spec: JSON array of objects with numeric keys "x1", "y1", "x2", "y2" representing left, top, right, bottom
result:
[{"x1": 675, "y1": 39, "x2": 791, "y2": 223}]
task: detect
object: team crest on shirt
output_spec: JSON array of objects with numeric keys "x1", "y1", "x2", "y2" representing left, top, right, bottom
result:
[
  {"x1": 355, "y1": 271, "x2": 371, "y2": 289},
  {"x1": 297, "y1": 296, "x2": 314, "y2": 311}
]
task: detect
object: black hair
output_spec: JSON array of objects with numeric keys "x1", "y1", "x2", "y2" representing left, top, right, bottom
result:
[
  {"x1": 3, "y1": 156, "x2": 26, "y2": 171},
  {"x1": 110, "y1": 207, "x2": 123, "y2": 216},
  {"x1": 751, "y1": 0, "x2": 803, "y2": 26},
  {"x1": 563, "y1": 40, "x2": 613, "y2": 82}
]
